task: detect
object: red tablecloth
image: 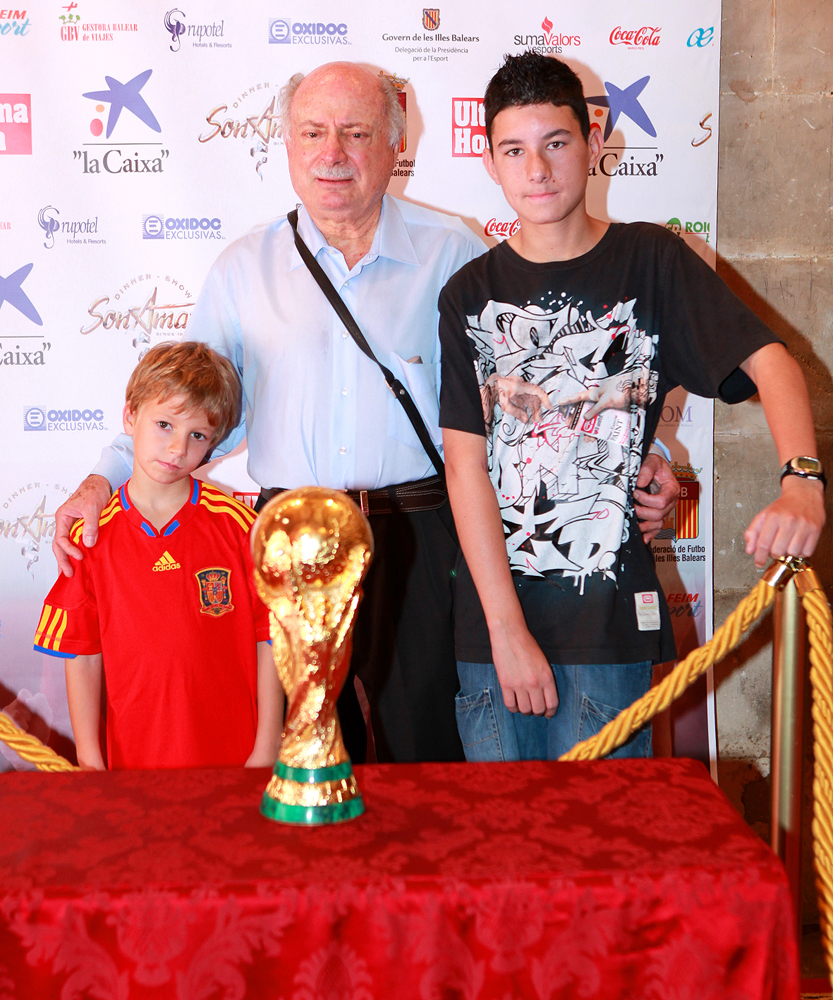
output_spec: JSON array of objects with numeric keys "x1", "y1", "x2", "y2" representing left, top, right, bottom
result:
[{"x1": 0, "y1": 759, "x2": 797, "y2": 999}]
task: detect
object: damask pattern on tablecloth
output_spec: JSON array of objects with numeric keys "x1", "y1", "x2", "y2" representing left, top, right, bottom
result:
[{"x1": 0, "y1": 760, "x2": 799, "y2": 999}]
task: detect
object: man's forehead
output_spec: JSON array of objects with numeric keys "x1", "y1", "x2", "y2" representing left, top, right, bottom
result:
[{"x1": 292, "y1": 66, "x2": 384, "y2": 117}]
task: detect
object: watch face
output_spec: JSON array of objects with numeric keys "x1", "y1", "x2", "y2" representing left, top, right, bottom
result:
[{"x1": 794, "y1": 457, "x2": 822, "y2": 473}]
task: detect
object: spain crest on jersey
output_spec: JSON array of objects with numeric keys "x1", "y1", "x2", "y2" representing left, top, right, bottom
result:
[
  {"x1": 423, "y1": 8, "x2": 439, "y2": 30},
  {"x1": 195, "y1": 568, "x2": 234, "y2": 617}
]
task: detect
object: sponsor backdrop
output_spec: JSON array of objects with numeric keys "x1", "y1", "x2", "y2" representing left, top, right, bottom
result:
[{"x1": 1, "y1": 2, "x2": 721, "y2": 769}]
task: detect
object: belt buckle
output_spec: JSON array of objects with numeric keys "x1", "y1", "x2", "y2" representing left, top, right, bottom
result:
[{"x1": 359, "y1": 490, "x2": 369, "y2": 516}]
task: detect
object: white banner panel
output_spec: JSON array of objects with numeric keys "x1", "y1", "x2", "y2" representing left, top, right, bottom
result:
[{"x1": 1, "y1": 1, "x2": 722, "y2": 767}]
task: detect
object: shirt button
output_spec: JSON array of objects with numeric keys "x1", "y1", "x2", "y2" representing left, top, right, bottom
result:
[
  {"x1": 339, "y1": 446, "x2": 347, "y2": 455},
  {"x1": 341, "y1": 387, "x2": 348, "y2": 395},
  {"x1": 342, "y1": 331, "x2": 348, "y2": 339}
]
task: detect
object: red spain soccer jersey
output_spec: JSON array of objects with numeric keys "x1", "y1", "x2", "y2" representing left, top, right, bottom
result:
[{"x1": 35, "y1": 479, "x2": 271, "y2": 769}]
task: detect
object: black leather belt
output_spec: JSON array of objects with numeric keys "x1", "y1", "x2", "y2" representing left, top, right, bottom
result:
[{"x1": 259, "y1": 475, "x2": 447, "y2": 516}]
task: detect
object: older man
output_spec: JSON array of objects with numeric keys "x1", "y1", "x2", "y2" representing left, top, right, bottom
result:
[{"x1": 53, "y1": 62, "x2": 678, "y2": 763}]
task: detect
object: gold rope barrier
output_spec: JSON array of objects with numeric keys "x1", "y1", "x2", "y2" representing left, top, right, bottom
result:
[
  {"x1": 0, "y1": 710, "x2": 77, "y2": 772},
  {"x1": 559, "y1": 575, "x2": 776, "y2": 762}
]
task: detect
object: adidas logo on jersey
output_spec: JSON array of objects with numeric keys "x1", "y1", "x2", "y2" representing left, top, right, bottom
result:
[{"x1": 152, "y1": 551, "x2": 181, "y2": 572}]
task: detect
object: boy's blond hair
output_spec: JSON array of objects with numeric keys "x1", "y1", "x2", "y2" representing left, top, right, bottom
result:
[{"x1": 125, "y1": 341, "x2": 241, "y2": 444}]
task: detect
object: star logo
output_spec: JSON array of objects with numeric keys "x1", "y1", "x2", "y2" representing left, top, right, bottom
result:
[
  {"x1": 82, "y1": 69, "x2": 161, "y2": 139},
  {"x1": 0, "y1": 264, "x2": 43, "y2": 325},
  {"x1": 586, "y1": 76, "x2": 656, "y2": 141}
]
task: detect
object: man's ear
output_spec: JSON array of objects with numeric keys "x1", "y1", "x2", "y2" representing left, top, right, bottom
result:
[
  {"x1": 482, "y1": 146, "x2": 500, "y2": 184},
  {"x1": 122, "y1": 403, "x2": 136, "y2": 436},
  {"x1": 588, "y1": 124, "x2": 604, "y2": 170}
]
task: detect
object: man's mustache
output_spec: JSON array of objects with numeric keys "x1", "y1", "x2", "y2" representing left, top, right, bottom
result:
[{"x1": 312, "y1": 165, "x2": 356, "y2": 180}]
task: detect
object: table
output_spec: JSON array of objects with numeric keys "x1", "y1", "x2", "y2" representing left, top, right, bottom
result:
[{"x1": 0, "y1": 759, "x2": 798, "y2": 999}]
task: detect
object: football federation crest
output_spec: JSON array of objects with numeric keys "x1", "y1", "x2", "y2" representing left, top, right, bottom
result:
[
  {"x1": 195, "y1": 567, "x2": 234, "y2": 617},
  {"x1": 423, "y1": 8, "x2": 439, "y2": 30}
]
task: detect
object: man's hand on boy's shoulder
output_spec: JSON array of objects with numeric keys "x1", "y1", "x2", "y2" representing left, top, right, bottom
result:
[
  {"x1": 53, "y1": 475, "x2": 112, "y2": 577},
  {"x1": 744, "y1": 476, "x2": 826, "y2": 569}
]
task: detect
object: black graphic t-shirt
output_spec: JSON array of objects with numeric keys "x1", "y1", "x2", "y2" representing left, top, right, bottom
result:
[{"x1": 439, "y1": 222, "x2": 778, "y2": 665}]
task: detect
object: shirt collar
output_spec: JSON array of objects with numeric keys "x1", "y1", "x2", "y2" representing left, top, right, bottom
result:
[
  {"x1": 288, "y1": 195, "x2": 420, "y2": 271},
  {"x1": 121, "y1": 476, "x2": 201, "y2": 538}
]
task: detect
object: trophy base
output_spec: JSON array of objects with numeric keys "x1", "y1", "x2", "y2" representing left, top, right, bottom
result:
[{"x1": 260, "y1": 760, "x2": 365, "y2": 825}]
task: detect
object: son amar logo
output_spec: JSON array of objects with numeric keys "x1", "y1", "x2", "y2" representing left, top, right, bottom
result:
[
  {"x1": 80, "y1": 273, "x2": 193, "y2": 356},
  {"x1": 199, "y1": 82, "x2": 281, "y2": 180}
]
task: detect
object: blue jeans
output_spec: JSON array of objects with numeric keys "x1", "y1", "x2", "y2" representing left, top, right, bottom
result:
[{"x1": 455, "y1": 660, "x2": 653, "y2": 761}]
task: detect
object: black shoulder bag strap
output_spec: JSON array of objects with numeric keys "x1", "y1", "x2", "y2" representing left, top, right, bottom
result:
[{"x1": 287, "y1": 208, "x2": 444, "y2": 478}]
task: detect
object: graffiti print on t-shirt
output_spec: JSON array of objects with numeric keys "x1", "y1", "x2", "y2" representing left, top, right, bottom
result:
[{"x1": 465, "y1": 295, "x2": 658, "y2": 591}]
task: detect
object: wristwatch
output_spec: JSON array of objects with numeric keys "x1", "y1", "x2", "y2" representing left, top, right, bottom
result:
[{"x1": 780, "y1": 456, "x2": 827, "y2": 489}]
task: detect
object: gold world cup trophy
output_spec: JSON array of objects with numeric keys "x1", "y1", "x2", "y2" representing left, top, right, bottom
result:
[{"x1": 252, "y1": 487, "x2": 373, "y2": 824}]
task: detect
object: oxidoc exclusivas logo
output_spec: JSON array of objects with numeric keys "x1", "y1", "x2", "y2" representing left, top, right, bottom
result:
[
  {"x1": 24, "y1": 406, "x2": 105, "y2": 431},
  {"x1": 269, "y1": 18, "x2": 349, "y2": 45},
  {"x1": 142, "y1": 214, "x2": 224, "y2": 240},
  {"x1": 74, "y1": 69, "x2": 170, "y2": 175},
  {"x1": 0, "y1": 94, "x2": 31, "y2": 154},
  {"x1": 451, "y1": 97, "x2": 485, "y2": 156}
]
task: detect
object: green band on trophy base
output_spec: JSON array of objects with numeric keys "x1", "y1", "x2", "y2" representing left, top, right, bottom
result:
[
  {"x1": 260, "y1": 791, "x2": 365, "y2": 825},
  {"x1": 275, "y1": 760, "x2": 355, "y2": 784}
]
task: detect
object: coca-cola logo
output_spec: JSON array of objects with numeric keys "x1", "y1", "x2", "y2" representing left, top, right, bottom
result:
[
  {"x1": 485, "y1": 218, "x2": 520, "y2": 239},
  {"x1": 609, "y1": 26, "x2": 661, "y2": 46}
]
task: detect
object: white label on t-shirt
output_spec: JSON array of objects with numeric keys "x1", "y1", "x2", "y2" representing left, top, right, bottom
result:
[{"x1": 634, "y1": 591, "x2": 661, "y2": 631}]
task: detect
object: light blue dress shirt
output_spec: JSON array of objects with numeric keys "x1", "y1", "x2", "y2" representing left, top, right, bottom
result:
[{"x1": 94, "y1": 195, "x2": 485, "y2": 492}]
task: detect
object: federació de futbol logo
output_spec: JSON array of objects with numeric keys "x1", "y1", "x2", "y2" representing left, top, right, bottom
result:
[{"x1": 74, "y1": 69, "x2": 170, "y2": 175}]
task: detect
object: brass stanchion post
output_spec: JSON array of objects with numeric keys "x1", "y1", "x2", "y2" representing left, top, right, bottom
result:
[{"x1": 771, "y1": 570, "x2": 805, "y2": 944}]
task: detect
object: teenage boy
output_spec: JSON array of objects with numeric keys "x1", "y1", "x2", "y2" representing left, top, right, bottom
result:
[
  {"x1": 34, "y1": 342, "x2": 284, "y2": 770},
  {"x1": 438, "y1": 52, "x2": 825, "y2": 761}
]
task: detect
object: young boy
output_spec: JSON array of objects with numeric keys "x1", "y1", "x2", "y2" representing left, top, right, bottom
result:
[
  {"x1": 34, "y1": 342, "x2": 283, "y2": 770},
  {"x1": 438, "y1": 52, "x2": 825, "y2": 761}
]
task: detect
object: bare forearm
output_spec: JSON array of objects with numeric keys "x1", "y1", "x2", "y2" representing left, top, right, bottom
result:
[
  {"x1": 246, "y1": 641, "x2": 284, "y2": 767},
  {"x1": 742, "y1": 343, "x2": 819, "y2": 462},
  {"x1": 740, "y1": 343, "x2": 826, "y2": 565},
  {"x1": 445, "y1": 435, "x2": 526, "y2": 637},
  {"x1": 443, "y1": 428, "x2": 558, "y2": 716},
  {"x1": 66, "y1": 654, "x2": 105, "y2": 769}
]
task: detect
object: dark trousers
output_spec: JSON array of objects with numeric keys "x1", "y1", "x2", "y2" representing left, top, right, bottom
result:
[{"x1": 255, "y1": 494, "x2": 464, "y2": 763}]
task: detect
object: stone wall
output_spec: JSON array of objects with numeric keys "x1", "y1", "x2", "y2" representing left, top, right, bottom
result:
[{"x1": 714, "y1": 0, "x2": 832, "y2": 920}]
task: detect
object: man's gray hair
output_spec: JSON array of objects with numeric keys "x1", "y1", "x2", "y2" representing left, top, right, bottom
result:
[{"x1": 278, "y1": 69, "x2": 405, "y2": 150}]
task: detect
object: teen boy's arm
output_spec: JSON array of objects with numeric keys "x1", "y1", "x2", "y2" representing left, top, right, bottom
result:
[
  {"x1": 65, "y1": 653, "x2": 105, "y2": 770},
  {"x1": 739, "y1": 343, "x2": 826, "y2": 567},
  {"x1": 245, "y1": 641, "x2": 285, "y2": 767},
  {"x1": 444, "y1": 428, "x2": 559, "y2": 717}
]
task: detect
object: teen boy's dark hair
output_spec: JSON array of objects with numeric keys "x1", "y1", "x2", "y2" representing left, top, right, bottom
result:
[{"x1": 484, "y1": 51, "x2": 590, "y2": 148}]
